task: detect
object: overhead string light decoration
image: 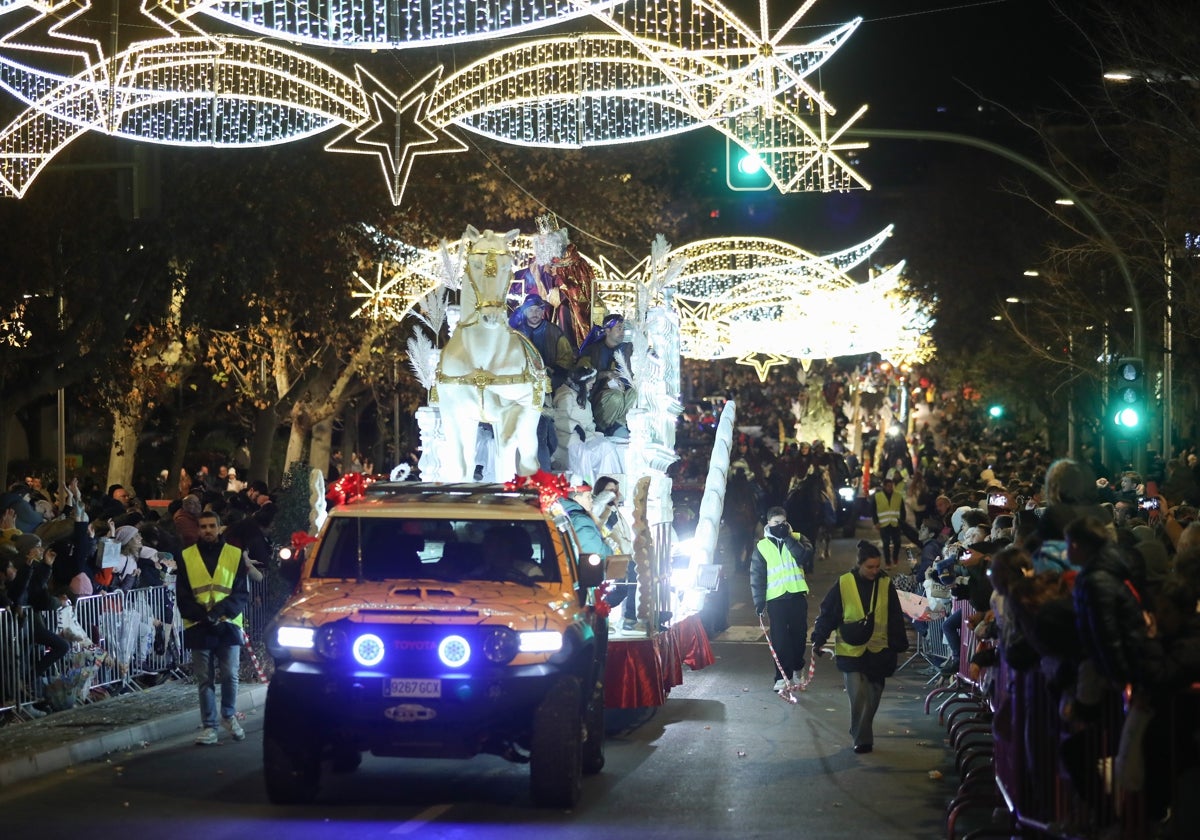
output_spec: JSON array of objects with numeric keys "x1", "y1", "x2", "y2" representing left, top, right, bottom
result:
[
  {"x1": 199, "y1": 0, "x2": 624, "y2": 49},
  {"x1": 0, "y1": 0, "x2": 868, "y2": 203},
  {"x1": 0, "y1": 0, "x2": 373, "y2": 197},
  {"x1": 417, "y1": 0, "x2": 869, "y2": 194}
]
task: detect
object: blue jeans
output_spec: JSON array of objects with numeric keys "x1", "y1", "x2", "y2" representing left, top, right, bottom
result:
[
  {"x1": 942, "y1": 609, "x2": 963, "y2": 662},
  {"x1": 192, "y1": 645, "x2": 241, "y2": 729}
]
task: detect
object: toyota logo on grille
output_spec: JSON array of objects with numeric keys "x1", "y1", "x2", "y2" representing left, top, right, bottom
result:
[{"x1": 395, "y1": 640, "x2": 436, "y2": 650}]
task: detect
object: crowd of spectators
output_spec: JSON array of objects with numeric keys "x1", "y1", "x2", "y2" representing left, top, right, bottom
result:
[{"x1": 2, "y1": 465, "x2": 280, "y2": 717}]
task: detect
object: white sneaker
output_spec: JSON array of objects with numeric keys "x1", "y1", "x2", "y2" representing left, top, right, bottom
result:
[
  {"x1": 222, "y1": 716, "x2": 246, "y2": 741},
  {"x1": 773, "y1": 678, "x2": 788, "y2": 691},
  {"x1": 195, "y1": 727, "x2": 219, "y2": 746}
]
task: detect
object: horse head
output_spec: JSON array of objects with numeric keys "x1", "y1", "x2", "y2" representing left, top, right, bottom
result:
[{"x1": 462, "y1": 225, "x2": 520, "y2": 328}]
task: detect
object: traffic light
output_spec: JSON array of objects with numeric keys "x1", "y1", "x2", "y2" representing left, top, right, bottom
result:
[
  {"x1": 988, "y1": 404, "x2": 1005, "y2": 419},
  {"x1": 1111, "y1": 357, "x2": 1145, "y2": 432},
  {"x1": 726, "y1": 137, "x2": 772, "y2": 191}
]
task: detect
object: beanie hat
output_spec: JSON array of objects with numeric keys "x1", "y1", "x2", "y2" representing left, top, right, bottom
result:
[
  {"x1": 113, "y1": 525, "x2": 140, "y2": 546},
  {"x1": 13, "y1": 533, "x2": 41, "y2": 557}
]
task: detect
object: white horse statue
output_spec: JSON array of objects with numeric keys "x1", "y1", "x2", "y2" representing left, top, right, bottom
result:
[{"x1": 433, "y1": 226, "x2": 548, "y2": 482}]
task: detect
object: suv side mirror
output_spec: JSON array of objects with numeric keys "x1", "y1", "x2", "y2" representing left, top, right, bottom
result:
[{"x1": 577, "y1": 551, "x2": 607, "y2": 590}]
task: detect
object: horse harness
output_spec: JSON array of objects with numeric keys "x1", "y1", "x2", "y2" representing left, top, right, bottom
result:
[{"x1": 434, "y1": 243, "x2": 547, "y2": 410}]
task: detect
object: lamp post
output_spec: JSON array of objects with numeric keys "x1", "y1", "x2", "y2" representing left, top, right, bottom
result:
[
  {"x1": 847, "y1": 126, "x2": 1146, "y2": 471},
  {"x1": 56, "y1": 293, "x2": 65, "y2": 494},
  {"x1": 1103, "y1": 68, "x2": 1197, "y2": 460}
]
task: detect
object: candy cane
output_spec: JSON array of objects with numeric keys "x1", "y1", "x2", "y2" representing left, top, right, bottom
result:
[
  {"x1": 758, "y1": 613, "x2": 801, "y2": 704},
  {"x1": 242, "y1": 631, "x2": 269, "y2": 684}
]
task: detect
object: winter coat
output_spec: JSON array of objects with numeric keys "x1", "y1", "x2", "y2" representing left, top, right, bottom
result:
[
  {"x1": 1073, "y1": 547, "x2": 1150, "y2": 687},
  {"x1": 810, "y1": 568, "x2": 910, "y2": 681}
]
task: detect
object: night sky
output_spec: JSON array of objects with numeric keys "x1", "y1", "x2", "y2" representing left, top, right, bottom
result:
[{"x1": 702, "y1": 0, "x2": 1100, "y2": 256}]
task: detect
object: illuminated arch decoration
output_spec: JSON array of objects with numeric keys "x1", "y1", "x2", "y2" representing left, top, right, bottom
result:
[
  {"x1": 353, "y1": 224, "x2": 931, "y2": 376},
  {"x1": 0, "y1": 0, "x2": 868, "y2": 203},
  {"x1": 200, "y1": 0, "x2": 623, "y2": 49},
  {"x1": 418, "y1": 1, "x2": 869, "y2": 197},
  {"x1": 653, "y1": 228, "x2": 933, "y2": 368},
  {"x1": 0, "y1": 0, "x2": 378, "y2": 197}
]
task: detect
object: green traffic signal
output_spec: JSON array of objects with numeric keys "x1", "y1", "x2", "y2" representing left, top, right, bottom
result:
[
  {"x1": 726, "y1": 137, "x2": 772, "y2": 191},
  {"x1": 1110, "y1": 357, "x2": 1145, "y2": 431},
  {"x1": 988, "y1": 404, "x2": 1004, "y2": 419}
]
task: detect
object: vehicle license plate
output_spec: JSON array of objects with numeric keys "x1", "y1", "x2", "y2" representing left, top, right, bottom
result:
[{"x1": 385, "y1": 678, "x2": 441, "y2": 698}]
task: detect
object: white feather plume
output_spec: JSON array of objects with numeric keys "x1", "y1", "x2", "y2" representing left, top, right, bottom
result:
[
  {"x1": 406, "y1": 329, "x2": 439, "y2": 391},
  {"x1": 647, "y1": 233, "x2": 683, "y2": 297},
  {"x1": 439, "y1": 237, "x2": 465, "y2": 291},
  {"x1": 411, "y1": 288, "x2": 448, "y2": 335}
]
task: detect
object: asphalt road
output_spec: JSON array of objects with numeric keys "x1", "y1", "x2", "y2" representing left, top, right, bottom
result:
[{"x1": 0, "y1": 530, "x2": 962, "y2": 839}]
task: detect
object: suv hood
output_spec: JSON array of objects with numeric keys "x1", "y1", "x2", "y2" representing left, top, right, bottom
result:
[{"x1": 285, "y1": 579, "x2": 578, "y2": 626}]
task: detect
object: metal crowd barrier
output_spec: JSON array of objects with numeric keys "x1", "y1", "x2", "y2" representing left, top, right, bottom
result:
[
  {"x1": 898, "y1": 612, "x2": 953, "y2": 682},
  {"x1": 991, "y1": 659, "x2": 1148, "y2": 839},
  {"x1": 2, "y1": 576, "x2": 275, "y2": 723}
]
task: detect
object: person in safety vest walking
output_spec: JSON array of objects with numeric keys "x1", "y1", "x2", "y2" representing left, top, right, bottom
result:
[
  {"x1": 750, "y1": 506, "x2": 814, "y2": 691},
  {"x1": 810, "y1": 541, "x2": 909, "y2": 754},
  {"x1": 872, "y1": 471, "x2": 906, "y2": 568},
  {"x1": 177, "y1": 510, "x2": 250, "y2": 746}
]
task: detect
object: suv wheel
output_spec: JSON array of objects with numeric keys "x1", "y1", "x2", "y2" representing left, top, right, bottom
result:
[
  {"x1": 582, "y1": 679, "x2": 606, "y2": 775},
  {"x1": 263, "y1": 733, "x2": 321, "y2": 804},
  {"x1": 263, "y1": 684, "x2": 322, "y2": 804},
  {"x1": 530, "y1": 676, "x2": 583, "y2": 807}
]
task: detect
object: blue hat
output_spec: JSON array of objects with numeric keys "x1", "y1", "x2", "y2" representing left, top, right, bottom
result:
[
  {"x1": 576, "y1": 313, "x2": 624, "y2": 358},
  {"x1": 509, "y1": 294, "x2": 549, "y2": 329}
]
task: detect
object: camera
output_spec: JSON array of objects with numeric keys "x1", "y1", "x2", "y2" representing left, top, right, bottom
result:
[
  {"x1": 1139, "y1": 497, "x2": 1160, "y2": 511},
  {"x1": 988, "y1": 493, "x2": 1007, "y2": 507}
]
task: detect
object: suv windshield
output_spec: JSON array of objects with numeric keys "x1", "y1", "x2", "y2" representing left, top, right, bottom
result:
[{"x1": 312, "y1": 517, "x2": 561, "y2": 584}]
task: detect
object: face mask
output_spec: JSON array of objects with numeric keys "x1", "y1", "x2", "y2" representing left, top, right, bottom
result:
[{"x1": 769, "y1": 524, "x2": 789, "y2": 538}]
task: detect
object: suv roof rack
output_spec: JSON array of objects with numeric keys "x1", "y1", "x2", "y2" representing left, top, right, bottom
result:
[{"x1": 362, "y1": 482, "x2": 546, "y2": 507}]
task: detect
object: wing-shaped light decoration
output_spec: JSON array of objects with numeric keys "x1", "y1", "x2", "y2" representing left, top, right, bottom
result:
[
  {"x1": 417, "y1": 1, "x2": 868, "y2": 199},
  {"x1": 0, "y1": 0, "x2": 374, "y2": 197},
  {"x1": 200, "y1": 0, "x2": 623, "y2": 50}
]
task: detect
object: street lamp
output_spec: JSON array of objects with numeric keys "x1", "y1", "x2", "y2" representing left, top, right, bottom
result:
[{"x1": 1103, "y1": 67, "x2": 1198, "y2": 458}]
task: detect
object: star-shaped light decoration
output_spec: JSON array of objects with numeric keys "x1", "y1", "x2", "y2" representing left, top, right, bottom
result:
[
  {"x1": 737, "y1": 352, "x2": 790, "y2": 382},
  {"x1": 350, "y1": 263, "x2": 408, "y2": 321},
  {"x1": 592, "y1": 254, "x2": 650, "y2": 318},
  {"x1": 326, "y1": 65, "x2": 467, "y2": 207}
]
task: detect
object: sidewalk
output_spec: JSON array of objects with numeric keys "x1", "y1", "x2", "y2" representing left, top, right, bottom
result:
[{"x1": 0, "y1": 679, "x2": 268, "y2": 789}]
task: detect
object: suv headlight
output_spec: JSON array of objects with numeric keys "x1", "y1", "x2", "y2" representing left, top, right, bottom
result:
[
  {"x1": 275, "y1": 625, "x2": 315, "y2": 650},
  {"x1": 438, "y1": 634, "x2": 471, "y2": 668},
  {"x1": 353, "y1": 633, "x2": 386, "y2": 667},
  {"x1": 520, "y1": 630, "x2": 564, "y2": 654}
]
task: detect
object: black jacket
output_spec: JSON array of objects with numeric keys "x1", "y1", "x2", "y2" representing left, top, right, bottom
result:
[
  {"x1": 1073, "y1": 547, "x2": 1150, "y2": 687},
  {"x1": 749, "y1": 531, "x2": 813, "y2": 614},
  {"x1": 810, "y1": 568, "x2": 910, "y2": 681},
  {"x1": 7, "y1": 558, "x2": 57, "y2": 611}
]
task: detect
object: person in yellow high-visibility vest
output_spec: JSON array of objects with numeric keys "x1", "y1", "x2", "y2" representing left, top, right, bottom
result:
[
  {"x1": 872, "y1": 471, "x2": 906, "y2": 568},
  {"x1": 810, "y1": 541, "x2": 909, "y2": 754},
  {"x1": 750, "y1": 506, "x2": 814, "y2": 692},
  {"x1": 177, "y1": 510, "x2": 250, "y2": 746}
]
